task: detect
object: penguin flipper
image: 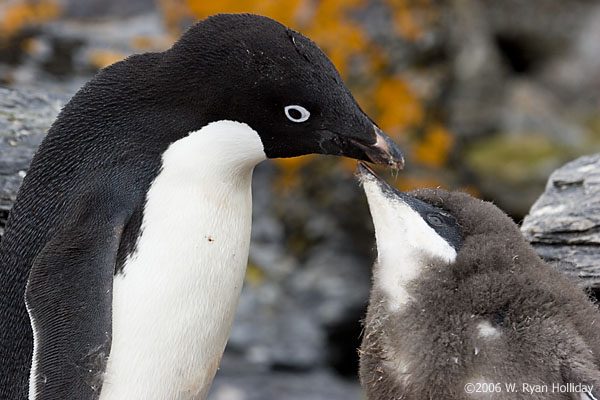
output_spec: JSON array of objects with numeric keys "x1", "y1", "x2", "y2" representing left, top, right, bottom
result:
[{"x1": 25, "y1": 214, "x2": 126, "y2": 400}]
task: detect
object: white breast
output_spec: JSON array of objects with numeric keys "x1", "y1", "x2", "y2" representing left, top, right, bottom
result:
[{"x1": 99, "y1": 121, "x2": 266, "y2": 400}]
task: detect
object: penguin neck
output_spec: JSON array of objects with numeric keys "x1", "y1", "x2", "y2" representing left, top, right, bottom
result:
[
  {"x1": 101, "y1": 120, "x2": 266, "y2": 400},
  {"x1": 157, "y1": 120, "x2": 267, "y2": 183},
  {"x1": 366, "y1": 196, "x2": 457, "y2": 313}
]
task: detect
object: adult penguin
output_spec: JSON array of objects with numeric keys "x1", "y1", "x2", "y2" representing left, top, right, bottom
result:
[{"x1": 0, "y1": 13, "x2": 404, "y2": 400}]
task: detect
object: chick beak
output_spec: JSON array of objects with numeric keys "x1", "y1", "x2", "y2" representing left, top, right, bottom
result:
[{"x1": 356, "y1": 160, "x2": 406, "y2": 199}]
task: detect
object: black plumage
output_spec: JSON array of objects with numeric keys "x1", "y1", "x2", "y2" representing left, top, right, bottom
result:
[{"x1": 0, "y1": 14, "x2": 403, "y2": 400}]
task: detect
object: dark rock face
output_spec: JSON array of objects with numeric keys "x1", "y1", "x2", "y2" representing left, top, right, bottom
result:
[
  {"x1": 0, "y1": 87, "x2": 66, "y2": 237},
  {"x1": 521, "y1": 154, "x2": 600, "y2": 288}
]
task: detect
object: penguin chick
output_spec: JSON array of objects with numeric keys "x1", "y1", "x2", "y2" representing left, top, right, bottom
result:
[{"x1": 356, "y1": 162, "x2": 600, "y2": 400}]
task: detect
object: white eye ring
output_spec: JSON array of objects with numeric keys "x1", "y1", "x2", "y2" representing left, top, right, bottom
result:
[{"x1": 285, "y1": 105, "x2": 310, "y2": 123}]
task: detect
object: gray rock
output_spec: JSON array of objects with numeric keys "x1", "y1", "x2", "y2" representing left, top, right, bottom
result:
[
  {"x1": 0, "y1": 87, "x2": 66, "y2": 236},
  {"x1": 483, "y1": 0, "x2": 594, "y2": 47},
  {"x1": 501, "y1": 80, "x2": 587, "y2": 146},
  {"x1": 540, "y1": 4, "x2": 600, "y2": 106},
  {"x1": 61, "y1": 0, "x2": 157, "y2": 18},
  {"x1": 1, "y1": 13, "x2": 168, "y2": 95},
  {"x1": 210, "y1": 354, "x2": 362, "y2": 400},
  {"x1": 521, "y1": 154, "x2": 600, "y2": 287},
  {"x1": 445, "y1": 0, "x2": 506, "y2": 138},
  {"x1": 228, "y1": 281, "x2": 327, "y2": 370},
  {"x1": 229, "y1": 162, "x2": 372, "y2": 371}
]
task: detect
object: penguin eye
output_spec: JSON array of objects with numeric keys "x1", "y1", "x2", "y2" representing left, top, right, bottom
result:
[
  {"x1": 285, "y1": 105, "x2": 310, "y2": 123},
  {"x1": 426, "y1": 214, "x2": 445, "y2": 226}
]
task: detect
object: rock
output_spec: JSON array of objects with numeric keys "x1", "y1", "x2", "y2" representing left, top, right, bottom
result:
[
  {"x1": 445, "y1": 0, "x2": 506, "y2": 139},
  {"x1": 0, "y1": 87, "x2": 66, "y2": 237},
  {"x1": 501, "y1": 80, "x2": 587, "y2": 145},
  {"x1": 61, "y1": 0, "x2": 157, "y2": 18},
  {"x1": 483, "y1": 0, "x2": 594, "y2": 50},
  {"x1": 521, "y1": 154, "x2": 600, "y2": 288},
  {"x1": 0, "y1": 12, "x2": 169, "y2": 94},
  {"x1": 540, "y1": 4, "x2": 600, "y2": 107},
  {"x1": 210, "y1": 353, "x2": 362, "y2": 400},
  {"x1": 229, "y1": 161, "x2": 373, "y2": 373},
  {"x1": 463, "y1": 131, "x2": 577, "y2": 217}
]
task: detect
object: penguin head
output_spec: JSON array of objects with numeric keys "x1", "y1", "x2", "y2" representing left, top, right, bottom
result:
[
  {"x1": 357, "y1": 162, "x2": 462, "y2": 273},
  {"x1": 162, "y1": 13, "x2": 404, "y2": 168},
  {"x1": 357, "y1": 161, "x2": 525, "y2": 280}
]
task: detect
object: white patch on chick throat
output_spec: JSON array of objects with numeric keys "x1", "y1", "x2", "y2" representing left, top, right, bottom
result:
[
  {"x1": 100, "y1": 120, "x2": 266, "y2": 400},
  {"x1": 362, "y1": 177, "x2": 457, "y2": 311}
]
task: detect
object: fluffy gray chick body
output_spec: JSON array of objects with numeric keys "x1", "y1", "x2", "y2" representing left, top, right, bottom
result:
[{"x1": 357, "y1": 163, "x2": 600, "y2": 400}]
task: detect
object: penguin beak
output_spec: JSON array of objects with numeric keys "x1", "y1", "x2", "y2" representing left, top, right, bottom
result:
[
  {"x1": 360, "y1": 126, "x2": 405, "y2": 170},
  {"x1": 335, "y1": 126, "x2": 404, "y2": 170},
  {"x1": 357, "y1": 161, "x2": 464, "y2": 255},
  {"x1": 356, "y1": 161, "x2": 442, "y2": 220},
  {"x1": 357, "y1": 160, "x2": 381, "y2": 181},
  {"x1": 357, "y1": 161, "x2": 404, "y2": 197},
  {"x1": 356, "y1": 161, "x2": 416, "y2": 206}
]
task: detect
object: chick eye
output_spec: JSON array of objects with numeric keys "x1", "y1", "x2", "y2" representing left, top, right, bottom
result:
[
  {"x1": 285, "y1": 105, "x2": 310, "y2": 123},
  {"x1": 427, "y1": 214, "x2": 445, "y2": 226}
]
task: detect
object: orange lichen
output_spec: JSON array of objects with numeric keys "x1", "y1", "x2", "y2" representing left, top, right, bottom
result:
[
  {"x1": 0, "y1": 0, "x2": 60, "y2": 39},
  {"x1": 301, "y1": 0, "x2": 368, "y2": 74},
  {"x1": 185, "y1": 0, "x2": 305, "y2": 27},
  {"x1": 129, "y1": 35, "x2": 172, "y2": 52},
  {"x1": 131, "y1": 35, "x2": 154, "y2": 51},
  {"x1": 88, "y1": 49, "x2": 127, "y2": 69},
  {"x1": 339, "y1": 157, "x2": 361, "y2": 174},
  {"x1": 384, "y1": 0, "x2": 437, "y2": 41},
  {"x1": 459, "y1": 185, "x2": 481, "y2": 199},
  {"x1": 374, "y1": 76, "x2": 424, "y2": 135},
  {"x1": 414, "y1": 123, "x2": 454, "y2": 167},
  {"x1": 273, "y1": 154, "x2": 316, "y2": 192},
  {"x1": 394, "y1": 174, "x2": 444, "y2": 192},
  {"x1": 21, "y1": 36, "x2": 40, "y2": 54},
  {"x1": 156, "y1": 0, "x2": 196, "y2": 38}
]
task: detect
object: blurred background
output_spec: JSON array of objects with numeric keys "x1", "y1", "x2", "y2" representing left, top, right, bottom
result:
[{"x1": 1, "y1": 0, "x2": 599, "y2": 398}]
